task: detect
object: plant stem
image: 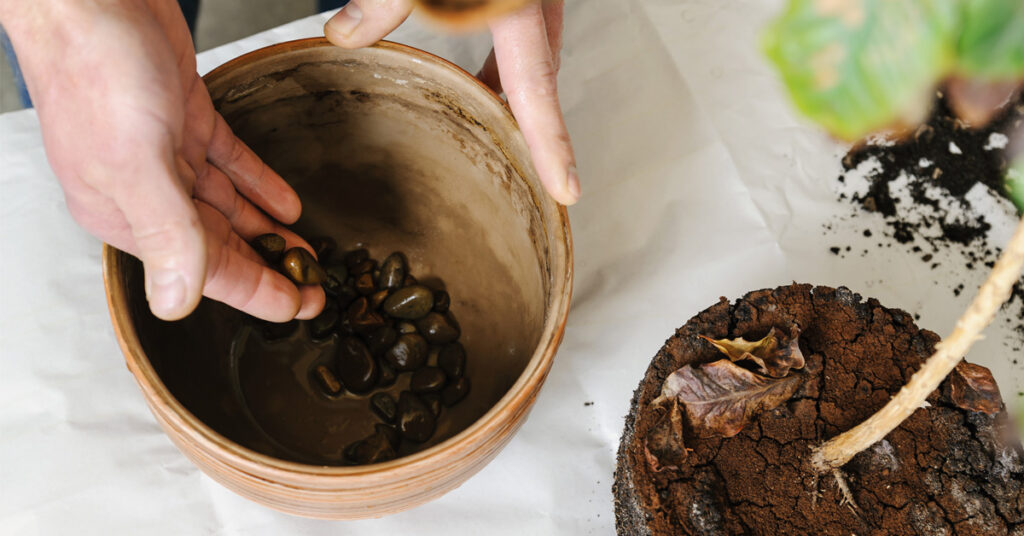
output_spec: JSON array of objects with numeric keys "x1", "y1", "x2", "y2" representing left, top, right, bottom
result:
[{"x1": 811, "y1": 215, "x2": 1024, "y2": 473}]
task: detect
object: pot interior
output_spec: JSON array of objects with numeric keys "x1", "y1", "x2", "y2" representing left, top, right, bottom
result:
[{"x1": 121, "y1": 41, "x2": 554, "y2": 465}]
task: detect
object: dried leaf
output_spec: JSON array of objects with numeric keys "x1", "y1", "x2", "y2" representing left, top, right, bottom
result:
[
  {"x1": 699, "y1": 327, "x2": 806, "y2": 378},
  {"x1": 643, "y1": 401, "x2": 688, "y2": 473},
  {"x1": 660, "y1": 360, "x2": 804, "y2": 438},
  {"x1": 950, "y1": 362, "x2": 1002, "y2": 415}
]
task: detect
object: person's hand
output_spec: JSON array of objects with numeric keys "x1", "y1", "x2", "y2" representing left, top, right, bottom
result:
[
  {"x1": 1, "y1": 0, "x2": 325, "y2": 322},
  {"x1": 324, "y1": 0, "x2": 580, "y2": 205}
]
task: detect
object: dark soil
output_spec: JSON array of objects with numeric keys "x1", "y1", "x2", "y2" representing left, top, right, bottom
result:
[
  {"x1": 832, "y1": 90, "x2": 1024, "y2": 347},
  {"x1": 614, "y1": 284, "x2": 1024, "y2": 535}
]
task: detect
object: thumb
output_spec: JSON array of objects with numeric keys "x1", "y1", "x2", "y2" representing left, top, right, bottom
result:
[
  {"x1": 116, "y1": 154, "x2": 207, "y2": 321},
  {"x1": 324, "y1": 0, "x2": 413, "y2": 49}
]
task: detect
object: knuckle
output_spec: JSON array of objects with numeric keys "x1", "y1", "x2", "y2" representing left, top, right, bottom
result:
[{"x1": 131, "y1": 215, "x2": 202, "y2": 260}]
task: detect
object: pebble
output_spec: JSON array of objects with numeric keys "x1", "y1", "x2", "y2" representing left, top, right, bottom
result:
[
  {"x1": 337, "y1": 337, "x2": 378, "y2": 394},
  {"x1": 309, "y1": 305, "x2": 340, "y2": 339},
  {"x1": 281, "y1": 248, "x2": 326, "y2": 285},
  {"x1": 398, "y1": 391, "x2": 436, "y2": 442},
  {"x1": 369, "y1": 289, "x2": 390, "y2": 310},
  {"x1": 364, "y1": 326, "x2": 398, "y2": 357},
  {"x1": 252, "y1": 233, "x2": 285, "y2": 264},
  {"x1": 313, "y1": 364, "x2": 342, "y2": 395},
  {"x1": 438, "y1": 343, "x2": 466, "y2": 378},
  {"x1": 411, "y1": 367, "x2": 447, "y2": 394},
  {"x1": 377, "y1": 361, "x2": 397, "y2": 387},
  {"x1": 345, "y1": 432, "x2": 396, "y2": 465},
  {"x1": 416, "y1": 312, "x2": 460, "y2": 344},
  {"x1": 370, "y1": 392, "x2": 398, "y2": 423},
  {"x1": 382, "y1": 285, "x2": 434, "y2": 319},
  {"x1": 433, "y1": 290, "x2": 450, "y2": 312},
  {"x1": 344, "y1": 297, "x2": 388, "y2": 333},
  {"x1": 384, "y1": 333, "x2": 428, "y2": 371},
  {"x1": 308, "y1": 236, "x2": 336, "y2": 263},
  {"x1": 322, "y1": 263, "x2": 348, "y2": 295},
  {"x1": 378, "y1": 252, "x2": 407, "y2": 291},
  {"x1": 421, "y1": 393, "x2": 443, "y2": 417},
  {"x1": 355, "y1": 272, "x2": 376, "y2": 295},
  {"x1": 343, "y1": 248, "x2": 369, "y2": 269},
  {"x1": 441, "y1": 377, "x2": 470, "y2": 407}
]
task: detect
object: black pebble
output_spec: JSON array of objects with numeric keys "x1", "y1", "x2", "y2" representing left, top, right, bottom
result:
[
  {"x1": 309, "y1": 305, "x2": 339, "y2": 339},
  {"x1": 370, "y1": 392, "x2": 398, "y2": 423},
  {"x1": 441, "y1": 377, "x2": 470, "y2": 407},
  {"x1": 384, "y1": 333, "x2": 428, "y2": 371},
  {"x1": 398, "y1": 391, "x2": 436, "y2": 442},
  {"x1": 337, "y1": 337, "x2": 378, "y2": 394},
  {"x1": 411, "y1": 367, "x2": 447, "y2": 394},
  {"x1": 438, "y1": 343, "x2": 466, "y2": 378}
]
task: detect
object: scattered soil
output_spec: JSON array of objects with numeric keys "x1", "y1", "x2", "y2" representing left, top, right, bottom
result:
[
  {"x1": 831, "y1": 89, "x2": 1024, "y2": 347},
  {"x1": 614, "y1": 284, "x2": 1024, "y2": 535}
]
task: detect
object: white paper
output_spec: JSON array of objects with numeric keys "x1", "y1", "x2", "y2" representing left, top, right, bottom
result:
[{"x1": 2, "y1": 0, "x2": 1021, "y2": 534}]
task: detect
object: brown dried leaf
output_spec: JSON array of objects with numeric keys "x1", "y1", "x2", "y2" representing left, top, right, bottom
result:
[
  {"x1": 699, "y1": 327, "x2": 806, "y2": 378},
  {"x1": 660, "y1": 360, "x2": 804, "y2": 438},
  {"x1": 950, "y1": 362, "x2": 1002, "y2": 415},
  {"x1": 643, "y1": 401, "x2": 688, "y2": 473}
]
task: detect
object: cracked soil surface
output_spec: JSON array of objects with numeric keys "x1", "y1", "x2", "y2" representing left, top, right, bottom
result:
[{"x1": 614, "y1": 284, "x2": 1024, "y2": 535}]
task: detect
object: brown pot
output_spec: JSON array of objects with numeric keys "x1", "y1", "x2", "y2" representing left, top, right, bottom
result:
[{"x1": 102, "y1": 38, "x2": 573, "y2": 519}]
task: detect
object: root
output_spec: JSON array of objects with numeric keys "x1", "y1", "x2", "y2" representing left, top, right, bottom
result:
[
  {"x1": 831, "y1": 469, "x2": 861, "y2": 517},
  {"x1": 811, "y1": 216, "x2": 1024, "y2": 473}
]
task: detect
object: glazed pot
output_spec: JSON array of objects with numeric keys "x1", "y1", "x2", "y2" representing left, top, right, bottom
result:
[{"x1": 103, "y1": 38, "x2": 573, "y2": 519}]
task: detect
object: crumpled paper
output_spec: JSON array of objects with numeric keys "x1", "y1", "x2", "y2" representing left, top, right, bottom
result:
[{"x1": 2, "y1": 0, "x2": 1021, "y2": 533}]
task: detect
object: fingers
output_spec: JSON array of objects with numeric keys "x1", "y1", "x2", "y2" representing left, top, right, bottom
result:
[
  {"x1": 324, "y1": 0, "x2": 413, "y2": 49},
  {"x1": 490, "y1": 2, "x2": 579, "y2": 205},
  {"x1": 206, "y1": 113, "x2": 301, "y2": 224},
  {"x1": 196, "y1": 202, "x2": 326, "y2": 322},
  {"x1": 112, "y1": 142, "x2": 207, "y2": 321},
  {"x1": 542, "y1": 0, "x2": 564, "y2": 68},
  {"x1": 193, "y1": 163, "x2": 313, "y2": 252}
]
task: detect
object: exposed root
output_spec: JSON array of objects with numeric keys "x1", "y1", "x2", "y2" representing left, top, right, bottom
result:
[
  {"x1": 811, "y1": 216, "x2": 1024, "y2": 473},
  {"x1": 831, "y1": 469, "x2": 861, "y2": 517}
]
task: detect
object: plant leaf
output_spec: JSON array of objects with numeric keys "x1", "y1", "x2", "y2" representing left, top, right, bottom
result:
[
  {"x1": 699, "y1": 327, "x2": 806, "y2": 378},
  {"x1": 1007, "y1": 154, "x2": 1024, "y2": 213},
  {"x1": 950, "y1": 361, "x2": 1003, "y2": 415},
  {"x1": 643, "y1": 401, "x2": 688, "y2": 473},
  {"x1": 660, "y1": 360, "x2": 804, "y2": 438},
  {"x1": 956, "y1": 0, "x2": 1024, "y2": 80},
  {"x1": 763, "y1": 0, "x2": 958, "y2": 140}
]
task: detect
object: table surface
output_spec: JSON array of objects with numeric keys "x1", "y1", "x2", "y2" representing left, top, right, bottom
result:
[{"x1": 2, "y1": 1, "x2": 1022, "y2": 534}]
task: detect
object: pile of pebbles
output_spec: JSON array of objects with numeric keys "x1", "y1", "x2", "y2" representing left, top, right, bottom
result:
[{"x1": 250, "y1": 234, "x2": 471, "y2": 465}]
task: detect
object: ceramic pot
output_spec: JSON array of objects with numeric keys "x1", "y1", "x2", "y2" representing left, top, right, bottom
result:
[{"x1": 103, "y1": 38, "x2": 573, "y2": 519}]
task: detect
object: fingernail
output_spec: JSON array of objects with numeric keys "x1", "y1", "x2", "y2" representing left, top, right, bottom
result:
[
  {"x1": 567, "y1": 165, "x2": 581, "y2": 201},
  {"x1": 147, "y1": 269, "x2": 186, "y2": 316},
  {"x1": 329, "y1": 3, "x2": 363, "y2": 37}
]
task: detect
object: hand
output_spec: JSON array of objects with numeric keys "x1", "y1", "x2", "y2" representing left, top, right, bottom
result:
[
  {"x1": 324, "y1": 0, "x2": 580, "y2": 205},
  {"x1": 1, "y1": 0, "x2": 325, "y2": 322}
]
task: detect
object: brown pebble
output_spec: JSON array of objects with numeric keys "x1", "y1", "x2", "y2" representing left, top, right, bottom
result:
[
  {"x1": 355, "y1": 272, "x2": 376, "y2": 295},
  {"x1": 314, "y1": 364, "x2": 342, "y2": 395},
  {"x1": 281, "y1": 248, "x2": 326, "y2": 285},
  {"x1": 252, "y1": 233, "x2": 286, "y2": 264}
]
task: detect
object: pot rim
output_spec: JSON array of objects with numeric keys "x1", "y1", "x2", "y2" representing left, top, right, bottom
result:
[{"x1": 102, "y1": 37, "x2": 574, "y2": 482}]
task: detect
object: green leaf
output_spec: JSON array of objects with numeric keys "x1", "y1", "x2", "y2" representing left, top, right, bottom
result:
[
  {"x1": 764, "y1": 0, "x2": 958, "y2": 140},
  {"x1": 1007, "y1": 155, "x2": 1024, "y2": 213},
  {"x1": 956, "y1": 0, "x2": 1024, "y2": 80}
]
